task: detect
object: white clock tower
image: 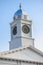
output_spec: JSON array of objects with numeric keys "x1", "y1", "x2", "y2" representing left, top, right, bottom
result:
[{"x1": 9, "y1": 4, "x2": 34, "y2": 50}]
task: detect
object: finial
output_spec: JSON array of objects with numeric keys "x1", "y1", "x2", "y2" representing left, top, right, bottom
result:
[{"x1": 19, "y1": 3, "x2": 21, "y2": 9}]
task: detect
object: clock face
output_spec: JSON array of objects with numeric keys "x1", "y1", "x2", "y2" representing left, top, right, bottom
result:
[
  {"x1": 13, "y1": 26, "x2": 17, "y2": 35},
  {"x1": 22, "y1": 25, "x2": 30, "y2": 34}
]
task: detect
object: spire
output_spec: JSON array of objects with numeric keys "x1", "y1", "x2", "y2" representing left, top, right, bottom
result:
[{"x1": 19, "y1": 3, "x2": 21, "y2": 9}]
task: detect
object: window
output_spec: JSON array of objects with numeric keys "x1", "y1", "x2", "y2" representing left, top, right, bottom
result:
[{"x1": 13, "y1": 26, "x2": 17, "y2": 35}]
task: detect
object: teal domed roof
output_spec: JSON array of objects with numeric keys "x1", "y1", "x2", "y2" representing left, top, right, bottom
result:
[
  {"x1": 15, "y1": 9, "x2": 22, "y2": 15},
  {"x1": 14, "y1": 4, "x2": 28, "y2": 16}
]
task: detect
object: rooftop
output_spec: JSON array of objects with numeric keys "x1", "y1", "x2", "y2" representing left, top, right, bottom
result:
[{"x1": 14, "y1": 4, "x2": 28, "y2": 16}]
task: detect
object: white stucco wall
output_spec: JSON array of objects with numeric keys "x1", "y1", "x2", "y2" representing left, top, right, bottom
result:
[
  {"x1": 21, "y1": 37, "x2": 34, "y2": 47},
  {"x1": 9, "y1": 18, "x2": 34, "y2": 49},
  {"x1": 10, "y1": 20, "x2": 22, "y2": 50}
]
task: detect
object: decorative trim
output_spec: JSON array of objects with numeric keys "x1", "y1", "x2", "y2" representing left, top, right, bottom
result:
[
  {"x1": 21, "y1": 23, "x2": 32, "y2": 26},
  {"x1": 13, "y1": 36, "x2": 34, "y2": 40},
  {"x1": 0, "y1": 57, "x2": 43, "y2": 64},
  {"x1": 0, "y1": 46, "x2": 43, "y2": 57}
]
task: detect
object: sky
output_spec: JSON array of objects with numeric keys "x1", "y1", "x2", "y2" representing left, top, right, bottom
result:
[{"x1": 0, "y1": 0, "x2": 43, "y2": 52}]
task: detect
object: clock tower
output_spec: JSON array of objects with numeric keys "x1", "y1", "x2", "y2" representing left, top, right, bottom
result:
[{"x1": 9, "y1": 4, "x2": 34, "y2": 50}]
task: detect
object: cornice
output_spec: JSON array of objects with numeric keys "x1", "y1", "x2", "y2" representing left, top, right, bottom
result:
[{"x1": 0, "y1": 57, "x2": 43, "y2": 64}]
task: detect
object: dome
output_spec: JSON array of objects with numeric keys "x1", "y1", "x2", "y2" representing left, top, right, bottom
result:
[
  {"x1": 14, "y1": 4, "x2": 28, "y2": 16},
  {"x1": 13, "y1": 4, "x2": 30, "y2": 20}
]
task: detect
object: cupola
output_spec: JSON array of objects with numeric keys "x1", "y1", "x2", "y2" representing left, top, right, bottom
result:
[{"x1": 13, "y1": 4, "x2": 30, "y2": 20}]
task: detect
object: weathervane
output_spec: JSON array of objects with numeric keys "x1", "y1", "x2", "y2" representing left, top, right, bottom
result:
[{"x1": 19, "y1": 3, "x2": 21, "y2": 9}]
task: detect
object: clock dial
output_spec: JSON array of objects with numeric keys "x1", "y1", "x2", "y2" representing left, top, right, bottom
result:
[
  {"x1": 22, "y1": 25, "x2": 30, "y2": 34},
  {"x1": 13, "y1": 26, "x2": 17, "y2": 35}
]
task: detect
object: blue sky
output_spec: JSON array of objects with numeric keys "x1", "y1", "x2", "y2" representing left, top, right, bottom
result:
[{"x1": 0, "y1": 0, "x2": 43, "y2": 52}]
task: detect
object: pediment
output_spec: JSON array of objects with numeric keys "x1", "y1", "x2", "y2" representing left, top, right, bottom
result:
[{"x1": 0, "y1": 46, "x2": 43, "y2": 62}]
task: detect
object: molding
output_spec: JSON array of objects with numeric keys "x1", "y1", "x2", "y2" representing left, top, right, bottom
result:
[
  {"x1": 11, "y1": 36, "x2": 34, "y2": 40},
  {"x1": 0, "y1": 46, "x2": 43, "y2": 57},
  {"x1": 21, "y1": 19, "x2": 32, "y2": 23},
  {"x1": 10, "y1": 18, "x2": 32, "y2": 25},
  {"x1": 29, "y1": 46, "x2": 43, "y2": 57},
  {"x1": 22, "y1": 22, "x2": 32, "y2": 24},
  {"x1": 0, "y1": 57, "x2": 43, "y2": 64}
]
